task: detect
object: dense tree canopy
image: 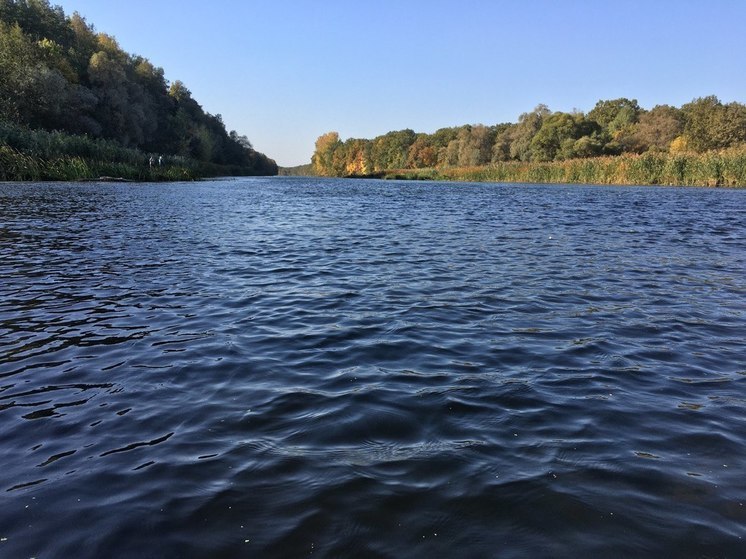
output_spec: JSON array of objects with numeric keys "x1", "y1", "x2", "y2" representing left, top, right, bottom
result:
[
  {"x1": 0, "y1": 0, "x2": 276, "y2": 175},
  {"x1": 312, "y1": 96, "x2": 746, "y2": 177}
]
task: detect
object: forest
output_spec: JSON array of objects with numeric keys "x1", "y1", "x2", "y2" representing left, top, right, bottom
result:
[
  {"x1": 312, "y1": 97, "x2": 746, "y2": 186},
  {"x1": 0, "y1": 0, "x2": 277, "y2": 180}
]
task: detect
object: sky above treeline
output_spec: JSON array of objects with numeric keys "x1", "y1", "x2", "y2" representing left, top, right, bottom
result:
[{"x1": 54, "y1": 0, "x2": 746, "y2": 167}]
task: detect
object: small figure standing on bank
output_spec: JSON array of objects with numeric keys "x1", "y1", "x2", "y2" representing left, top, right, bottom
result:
[
  {"x1": 158, "y1": 155, "x2": 163, "y2": 166},
  {"x1": 149, "y1": 156, "x2": 154, "y2": 168}
]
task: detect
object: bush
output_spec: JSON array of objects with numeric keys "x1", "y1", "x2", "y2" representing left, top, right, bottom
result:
[{"x1": 0, "y1": 121, "x2": 261, "y2": 181}]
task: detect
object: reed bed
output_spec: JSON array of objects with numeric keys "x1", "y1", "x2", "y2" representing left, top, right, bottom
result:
[{"x1": 381, "y1": 149, "x2": 746, "y2": 187}]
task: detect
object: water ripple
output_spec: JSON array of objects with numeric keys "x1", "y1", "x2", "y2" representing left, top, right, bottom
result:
[{"x1": 0, "y1": 179, "x2": 744, "y2": 557}]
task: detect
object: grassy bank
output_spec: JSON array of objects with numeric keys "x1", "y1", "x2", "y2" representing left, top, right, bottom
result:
[
  {"x1": 0, "y1": 145, "x2": 200, "y2": 181},
  {"x1": 379, "y1": 149, "x2": 746, "y2": 187},
  {"x1": 0, "y1": 123, "x2": 266, "y2": 181}
]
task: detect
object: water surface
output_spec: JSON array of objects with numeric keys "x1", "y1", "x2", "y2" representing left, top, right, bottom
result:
[{"x1": 1, "y1": 178, "x2": 744, "y2": 557}]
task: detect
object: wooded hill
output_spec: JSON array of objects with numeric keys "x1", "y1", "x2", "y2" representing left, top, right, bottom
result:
[
  {"x1": 0, "y1": 0, "x2": 277, "y2": 179},
  {"x1": 312, "y1": 97, "x2": 746, "y2": 186}
]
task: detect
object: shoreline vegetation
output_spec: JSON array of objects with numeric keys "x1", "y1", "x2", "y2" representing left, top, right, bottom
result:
[
  {"x1": 310, "y1": 97, "x2": 746, "y2": 187},
  {"x1": 0, "y1": 1, "x2": 277, "y2": 182},
  {"x1": 0, "y1": 122, "x2": 270, "y2": 181},
  {"x1": 376, "y1": 148, "x2": 746, "y2": 187}
]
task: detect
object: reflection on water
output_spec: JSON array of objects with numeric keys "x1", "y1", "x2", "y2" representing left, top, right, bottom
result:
[{"x1": 0, "y1": 178, "x2": 745, "y2": 557}]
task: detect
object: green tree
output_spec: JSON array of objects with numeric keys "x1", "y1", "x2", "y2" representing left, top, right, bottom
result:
[
  {"x1": 0, "y1": 21, "x2": 38, "y2": 122},
  {"x1": 430, "y1": 126, "x2": 458, "y2": 149},
  {"x1": 619, "y1": 104, "x2": 683, "y2": 153},
  {"x1": 718, "y1": 102, "x2": 746, "y2": 147},
  {"x1": 457, "y1": 124, "x2": 495, "y2": 166},
  {"x1": 529, "y1": 112, "x2": 580, "y2": 161},
  {"x1": 682, "y1": 96, "x2": 746, "y2": 152},
  {"x1": 588, "y1": 98, "x2": 641, "y2": 130},
  {"x1": 0, "y1": 0, "x2": 275, "y2": 174},
  {"x1": 344, "y1": 138, "x2": 372, "y2": 175},
  {"x1": 683, "y1": 96, "x2": 724, "y2": 152},
  {"x1": 491, "y1": 123, "x2": 515, "y2": 162},
  {"x1": 0, "y1": 0, "x2": 74, "y2": 47},
  {"x1": 442, "y1": 138, "x2": 460, "y2": 167},
  {"x1": 510, "y1": 104, "x2": 550, "y2": 161},
  {"x1": 87, "y1": 49, "x2": 133, "y2": 143},
  {"x1": 0, "y1": 20, "x2": 83, "y2": 129},
  {"x1": 569, "y1": 134, "x2": 604, "y2": 158},
  {"x1": 312, "y1": 131, "x2": 342, "y2": 176},
  {"x1": 370, "y1": 129, "x2": 416, "y2": 170},
  {"x1": 67, "y1": 11, "x2": 98, "y2": 75}
]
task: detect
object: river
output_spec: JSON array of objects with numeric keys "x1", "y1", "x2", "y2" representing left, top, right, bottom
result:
[{"x1": 1, "y1": 177, "x2": 744, "y2": 557}]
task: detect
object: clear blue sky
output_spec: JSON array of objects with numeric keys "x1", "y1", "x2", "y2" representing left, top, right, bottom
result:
[{"x1": 54, "y1": 0, "x2": 746, "y2": 167}]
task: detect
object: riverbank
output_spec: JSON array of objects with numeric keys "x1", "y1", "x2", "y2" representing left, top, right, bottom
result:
[
  {"x1": 0, "y1": 145, "x2": 188, "y2": 181},
  {"x1": 0, "y1": 144, "x2": 277, "y2": 182},
  {"x1": 376, "y1": 149, "x2": 746, "y2": 187},
  {"x1": 0, "y1": 122, "x2": 277, "y2": 181}
]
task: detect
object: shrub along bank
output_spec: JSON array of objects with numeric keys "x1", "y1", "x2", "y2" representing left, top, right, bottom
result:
[{"x1": 0, "y1": 123, "x2": 262, "y2": 181}]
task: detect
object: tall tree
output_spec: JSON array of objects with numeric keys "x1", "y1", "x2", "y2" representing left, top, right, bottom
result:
[
  {"x1": 312, "y1": 131, "x2": 342, "y2": 176},
  {"x1": 406, "y1": 134, "x2": 438, "y2": 168},
  {"x1": 344, "y1": 138, "x2": 372, "y2": 175},
  {"x1": 0, "y1": 0, "x2": 276, "y2": 174},
  {"x1": 529, "y1": 112, "x2": 580, "y2": 161},
  {"x1": 588, "y1": 98, "x2": 641, "y2": 131},
  {"x1": 457, "y1": 124, "x2": 495, "y2": 166},
  {"x1": 682, "y1": 96, "x2": 746, "y2": 151},
  {"x1": 620, "y1": 104, "x2": 683, "y2": 153},
  {"x1": 370, "y1": 129, "x2": 416, "y2": 171},
  {"x1": 510, "y1": 104, "x2": 550, "y2": 161}
]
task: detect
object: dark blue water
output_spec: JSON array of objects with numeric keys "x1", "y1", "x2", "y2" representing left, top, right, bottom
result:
[{"x1": 1, "y1": 177, "x2": 744, "y2": 558}]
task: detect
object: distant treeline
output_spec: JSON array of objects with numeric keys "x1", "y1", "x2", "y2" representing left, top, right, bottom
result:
[
  {"x1": 278, "y1": 163, "x2": 314, "y2": 176},
  {"x1": 312, "y1": 97, "x2": 746, "y2": 186},
  {"x1": 0, "y1": 0, "x2": 277, "y2": 179}
]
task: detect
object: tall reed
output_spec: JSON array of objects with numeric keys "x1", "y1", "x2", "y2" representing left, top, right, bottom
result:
[{"x1": 383, "y1": 149, "x2": 746, "y2": 187}]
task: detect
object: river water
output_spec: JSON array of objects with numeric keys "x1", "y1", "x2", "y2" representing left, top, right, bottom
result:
[{"x1": 1, "y1": 177, "x2": 744, "y2": 558}]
